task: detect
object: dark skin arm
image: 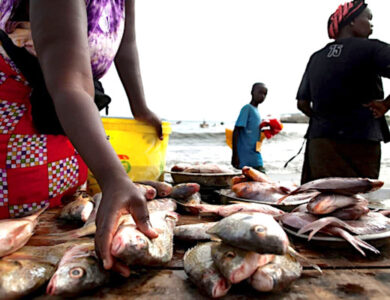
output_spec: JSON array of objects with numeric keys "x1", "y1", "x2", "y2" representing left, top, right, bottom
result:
[
  {"x1": 114, "y1": 0, "x2": 162, "y2": 140},
  {"x1": 231, "y1": 126, "x2": 241, "y2": 169},
  {"x1": 297, "y1": 99, "x2": 313, "y2": 117},
  {"x1": 30, "y1": 0, "x2": 157, "y2": 277}
]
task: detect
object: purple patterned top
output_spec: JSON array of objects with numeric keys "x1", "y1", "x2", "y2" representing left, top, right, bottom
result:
[{"x1": 0, "y1": 0, "x2": 125, "y2": 79}]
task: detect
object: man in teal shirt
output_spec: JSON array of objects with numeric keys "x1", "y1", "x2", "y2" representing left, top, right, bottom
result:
[{"x1": 232, "y1": 82, "x2": 268, "y2": 172}]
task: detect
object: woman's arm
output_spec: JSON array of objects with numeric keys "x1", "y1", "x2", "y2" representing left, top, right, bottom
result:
[
  {"x1": 297, "y1": 99, "x2": 313, "y2": 117},
  {"x1": 30, "y1": 0, "x2": 157, "y2": 276},
  {"x1": 114, "y1": 0, "x2": 162, "y2": 139}
]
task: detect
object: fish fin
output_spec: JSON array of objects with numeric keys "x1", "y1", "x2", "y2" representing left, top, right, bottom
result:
[
  {"x1": 276, "y1": 194, "x2": 289, "y2": 204},
  {"x1": 297, "y1": 217, "x2": 357, "y2": 238},
  {"x1": 332, "y1": 228, "x2": 380, "y2": 256},
  {"x1": 288, "y1": 246, "x2": 322, "y2": 274}
]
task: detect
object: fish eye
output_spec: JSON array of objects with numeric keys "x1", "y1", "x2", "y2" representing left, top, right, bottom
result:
[
  {"x1": 253, "y1": 225, "x2": 266, "y2": 234},
  {"x1": 224, "y1": 251, "x2": 236, "y2": 259},
  {"x1": 69, "y1": 267, "x2": 85, "y2": 278}
]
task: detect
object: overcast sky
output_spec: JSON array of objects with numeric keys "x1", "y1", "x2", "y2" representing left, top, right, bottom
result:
[{"x1": 101, "y1": 0, "x2": 390, "y2": 122}]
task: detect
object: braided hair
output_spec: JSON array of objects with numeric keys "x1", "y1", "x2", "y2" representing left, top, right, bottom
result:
[{"x1": 327, "y1": 0, "x2": 367, "y2": 39}]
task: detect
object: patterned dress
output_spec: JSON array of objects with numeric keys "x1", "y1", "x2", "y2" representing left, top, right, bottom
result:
[{"x1": 0, "y1": 0, "x2": 125, "y2": 218}]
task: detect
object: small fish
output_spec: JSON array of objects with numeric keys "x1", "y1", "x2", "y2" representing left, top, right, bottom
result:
[
  {"x1": 183, "y1": 242, "x2": 231, "y2": 298},
  {"x1": 249, "y1": 253, "x2": 302, "y2": 292},
  {"x1": 135, "y1": 180, "x2": 173, "y2": 198},
  {"x1": 242, "y1": 166, "x2": 272, "y2": 183},
  {"x1": 171, "y1": 163, "x2": 193, "y2": 172},
  {"x1": 180, "y1": 202, "x2": 284, "y2": 218},
  {"x1": 280, "y1": 212, "x2": 379, "y2": 256},
  {"x1": 330, "y1": 202, "x2": 369, "y2": 220},
  {"x1": 46, "y1": 242, "x2": 110, "y2": 296},
  {"x1": 147, "y1": 198, "x2": 177, "y2": 212},
  {"x1": 174, "y1": 222, "x2": 217, "y2": 241},
  {"x1": 60, "y1": 194, "x2": 94, "y2": 222},
  {"x1": 279, "y1": 177, "x2": 384, "y2": 204},
  {"x1": 207, "y1": 212, "x2": 289, "y2": 255},
  {"x1": 134, "y1": 183, "x2": 157, "y2": 200},
  {"x1": 211, "y1": 243, "x2": 274, "y2": 284},
  {"x1": 0, "y1": 241, "x2": 85, "y2": 299},
  {"x1": 232, "y1": 182, "x2": 286, "y2": 202},
  {"x1": 170, "y1": 183, "x2": 200, "y2": 200},
  {"x1": 307, "y1": 193, "x2": 367, "y2": 215},
  {"x1": 111, "y1": 211, "x2": 178, "y2": 266},
  {"x1": 231, "y1": 175, "x2": 248, "y2": 185},
  {"x1": 0, "y1": 206, "x2": 47, "y2": 258},
  {"x1": 181, "y1": 163, "x2": 232, "y2": 174}
]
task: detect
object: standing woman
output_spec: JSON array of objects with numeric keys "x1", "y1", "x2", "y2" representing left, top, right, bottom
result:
[
  {"x1": 297, "y1": 0, "x2": 390, "y2": 184},
  {"x1": 0, "y1": 0, "x2": 161, "y2": 276}
]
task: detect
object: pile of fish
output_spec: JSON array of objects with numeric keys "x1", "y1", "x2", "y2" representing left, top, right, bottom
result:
[
  {"x1": 0, "y1": 179, "x2": 192, "y2": 299},
  {"x1": 171, "y1": 162, "x2": 233, "y2": 174},
  {"x1": 279, "y1": 177, "x2": 388, "y2": 256},
  {"x1": 183, "y1": 212, "x2": 302, "y2": 298},
  {"x1": 227, "y1": 166, "x2": 314, "y2": 205}
]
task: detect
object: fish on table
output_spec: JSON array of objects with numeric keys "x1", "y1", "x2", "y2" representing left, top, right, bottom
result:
[
  {"x1": 0, "y1": 206, "x2": 47, "y2": 258},
  {"x1": 231, "y1": 182, "x2": 287, "y2": 203},
  {"x1": 46, "y1": 242, "x2": 110, "y2": 297},
  {"x1": 0, "y1": 241, "x2": 88, "y2": 299},
  {"x1": 278, "y1": 177, "x2": 384, "y2": 204},
  {"x1": 249, "y1": 253, "x2": 302, "y2": 292},
  {"x1": 210, "y1": 242, "x2": 274, "y2": 284},
  {"x1": 307, "y1": 193, "x2": 368, "y2": 215},
  {"x1": 174, "y1": 222, "x2": 218, "y2": 241},
  {"x1": 134, "y1": 183, "x2": 157, "y2": 200},
  {"x1": 183, "y1": 242, "x2": 231, "y2": 298},
  {"x1": 280, "y1": 212, "x2": 380, "y2": 256},
  {"x1": 134, "y1": 180, "x2": 173, "y2": 198},
  {"x1": 59, "y1": 194, "x2": 94, "y2": 223},
  {"x1": 111, "y1": 211, "x2": 178, "y2": 266},
  {"x1": 172, "y1": 163, "x2": 233, "y2": 174},
  {"x1": 170, "y1": 183, "x2": 200, "y2": 200},
  {"x1": 207, "y1": 212, "x2": 289, "y2": 255},
  {"x1": 178, "y1": 202, "x2": 284, "y2": 218}
]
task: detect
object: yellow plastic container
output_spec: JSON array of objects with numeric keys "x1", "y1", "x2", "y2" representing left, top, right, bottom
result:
[
  {"x1": 87, "y1": 118, "x2": 172, "y2": 195},
  {"x1": 225, "y1": 128, "x2": 266, "y2": 151}
]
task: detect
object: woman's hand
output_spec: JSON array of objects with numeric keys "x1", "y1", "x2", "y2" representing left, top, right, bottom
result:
[
  {"x1": 134, "y1": 108, "x2": 163, "y2": 140},
  {"x1": 94, "y1": 177, "x2": 158, "y2": 277},
  {"x1": 364, "y1": 100, "x2": 389, "y2": 118}
]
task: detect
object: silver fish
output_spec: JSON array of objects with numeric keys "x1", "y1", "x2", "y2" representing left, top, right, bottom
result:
[
  {"x1": 111, "y1": 211, "x2": 178, "y2": 266},
  {"x1": 181, "y1": 202, "x2": 284, "y2": 218},
  {"x1": 0, "y1": 206, "x2": 47, "y2": 258},
  {"x1": 183, "y1": 242, "x2": 231, "y2": 298},
  {"x1": 281, "y1": 212, "x2": 379, "y2": 256},
  {"x1": 249, "y1": 253, "x2": 302, "y2": 292},
  {"x1": 207, "y1": 212, "x2": 289, "y2": 255},
  {"x1": 211, "y1": 243, "x2": 274, "y2": 284},
  {"x1": 46, "y1": 242, "x2": 110, "y2": 296},
  {"x1": 0, "y1": 241, "x2": 85, "y2": 299},
  {"x1": 174, "y1": 222, "x2": 217, "y2": 241},
  {"x1": 307, "y1": 193, "x2": 367, "y2": 215},
  {"x1": 59, "y1": 194, "x2": 94, "y2": 222},
  {"x1": 279, "y1": 177, "x2": 384, "y2": 204}
]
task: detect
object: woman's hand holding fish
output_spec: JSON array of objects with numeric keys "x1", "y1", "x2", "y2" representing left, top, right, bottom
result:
[{"x1": 94, "y1": 177, "x2": 158, "y2": 277}]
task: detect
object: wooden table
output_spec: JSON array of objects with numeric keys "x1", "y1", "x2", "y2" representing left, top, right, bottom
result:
[{"x1": 28, "y1": 208, "x2": 390, "y2": 299}]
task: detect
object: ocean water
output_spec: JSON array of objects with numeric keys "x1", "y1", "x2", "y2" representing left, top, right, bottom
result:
[{"x1": 165, "y1": 120, "x2": 390, "y2": 186}]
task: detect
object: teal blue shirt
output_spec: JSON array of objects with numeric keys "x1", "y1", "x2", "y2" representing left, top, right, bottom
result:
[{"x1": 235, "y1": 104, "x2": 263, "y2": 168}]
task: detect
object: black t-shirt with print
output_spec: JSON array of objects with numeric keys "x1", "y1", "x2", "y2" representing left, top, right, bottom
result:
[{"x1": 297, "y1": 37, "x2": 390, "y2": 141}]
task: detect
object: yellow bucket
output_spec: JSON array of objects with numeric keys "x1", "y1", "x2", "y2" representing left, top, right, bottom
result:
[{"x1": 87, "y1": 118, "x2": 172, "y2": 195}]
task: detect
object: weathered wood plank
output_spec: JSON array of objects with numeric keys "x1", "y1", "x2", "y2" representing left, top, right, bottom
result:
[
  {"x1": 28, "y1": 209, "x2": 390, "y2": 269},
  {"x1": 32, "y1": 269, "x2": 390, "y2": 300}
]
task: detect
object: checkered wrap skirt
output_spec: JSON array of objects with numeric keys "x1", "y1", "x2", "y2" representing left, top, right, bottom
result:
[{"x1": 0, "y1": 51, "x2": 87, "y2": 219}]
